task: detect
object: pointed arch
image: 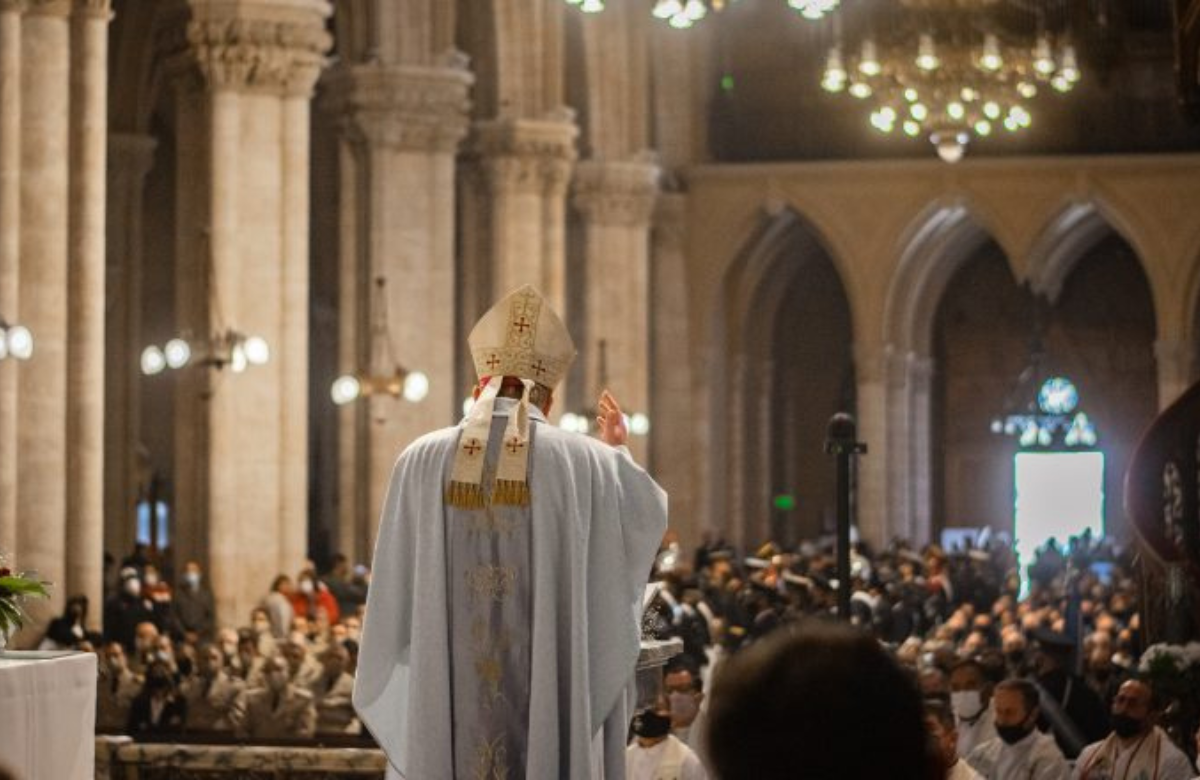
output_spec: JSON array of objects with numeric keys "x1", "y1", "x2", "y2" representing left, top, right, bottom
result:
[{"x1": 1026, "y1": 199, "x2": 1148, "y2": 304}]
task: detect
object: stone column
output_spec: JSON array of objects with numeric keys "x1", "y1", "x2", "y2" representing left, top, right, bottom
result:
[
  {"x1": 572, "y1": 157, "x2": 659, "y2": 464},
  {"x1": 1154, "y1": 337, "x2": 1193, "y2": 411},
  {"x1": 103, "y1": 133, "x2": 156, "y2": 568},
  {"x1": 65, "y1": 0, "x2": 110, "y2": 625},
  {"x1": 165, "y1": 0, "x2": 332, "y2": 627},
  {"x1": 0, "y1": 0, "x2": 23, "y2": 561},
  {"x1": 17, "y1": 0, "x2": 71, "y2": 618},
  {"x1": 854, "y1": 344, "x2": 889, "y2": 549},
  {"x1": 649, "y1": 192, "x2": 697, "y2": 542},
  {"x1": 472, "y1": 115, "x2": 578, "y2": 310},
  {"x1": 909, "y1": 355, "x2": 935, "y2": 544},
  {"x1": 325, "y1": 60, "x2": 471, "y2": 559}
]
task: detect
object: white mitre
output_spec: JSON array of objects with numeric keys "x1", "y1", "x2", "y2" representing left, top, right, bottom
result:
[{"x1": 446, "y1": 285, "x2": 576, "y2": 510}]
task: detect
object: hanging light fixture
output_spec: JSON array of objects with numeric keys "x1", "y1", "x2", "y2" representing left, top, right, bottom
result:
[
  {"x1": 0, "y1": 317, "x2": 33, "y2": 362},
  {"x1": 330, "y1": 277, "x2": 428, "y2": 409},
  {"x1": 558, "y1": 339, "x2": 651, "y2": 438},
  {"x1": 821, "y1": 0, "x2": 1080, "y2": 162},
  {"x1": 572, "y1": 0, "x2": 838, "y2": 29},
  {"x1": 141, "y1": 329, "x2": 270, "y2": 375}
]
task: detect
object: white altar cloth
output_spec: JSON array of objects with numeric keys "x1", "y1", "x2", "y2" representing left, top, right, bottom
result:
[{"x1": 0, "y1": 650, "x2": 97, "y2": 780}]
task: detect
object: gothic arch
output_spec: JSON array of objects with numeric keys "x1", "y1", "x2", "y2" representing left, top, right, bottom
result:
[
  {"x1": 884, "y1": 199, "x2": 998, "y2": 356},
  {"x1": 1026, "y1": 199, "x2": 1147, "y2": 304},
  {"x1": 709, "y1": 206, "x2": 853, "y2": 548}
]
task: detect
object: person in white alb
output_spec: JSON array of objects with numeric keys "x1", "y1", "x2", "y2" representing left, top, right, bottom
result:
[
  {"x1": 353, "y1": 285, "x2": 668, "y2": 780},
  {"x1": 626, "y1": 702, "x2": 709, "y2": 780},
  {"x1": 952, "y1": 658, "x2": 999, "y2": 759},
  {"x1": 1072, "y1": 679, "x2": 1196, "y2": 780},
  {"x1": 967, "y1": 679, "x2": 1070, "y2": 780}
]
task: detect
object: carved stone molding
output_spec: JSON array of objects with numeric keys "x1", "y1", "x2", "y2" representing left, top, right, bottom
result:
[
  {"x1": 468, "y1": 115, "x2": 579, "y2": 196},
  {"x1": 72, "y1": 0, "x2": 111, "y2": 20},
  {"x1": 161, "y1": 6, "x2": 333, "y2": 97},
  {"x1": 323, "y1": 63, "x2": 472, "y2": 154},
  {"x1": 572, "y1": 158, "x2": 660, "y2": 228},
  {"x1": 23, "y1": 0, "x2": 70, "y2": 16}
]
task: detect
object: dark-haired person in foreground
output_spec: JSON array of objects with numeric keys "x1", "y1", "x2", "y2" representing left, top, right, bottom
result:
[
  {"x1": 966, "y1": 679, "x2": 1069, "y2": 780},
  {"x1": 704, "y1": 621, "x2": 941, "y2": 780}
]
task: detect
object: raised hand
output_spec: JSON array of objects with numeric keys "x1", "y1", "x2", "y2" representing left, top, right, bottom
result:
[{"x1": 596, "y1": 389, "x2": 628, "y2": 448}]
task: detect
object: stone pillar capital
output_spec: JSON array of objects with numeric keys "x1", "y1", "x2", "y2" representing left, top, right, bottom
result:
[
  {"x1": 23, "y1": 0, "x2": 70, "y2": 16},
  {"x1": 162, "y1": 2, "x2": 333, "y2": 97},
  {"x1": 323, "y1": 63, "x2": 472, "y2": 154},
  {"x1": 71, "y1": 0, "x2": 111, "y2": 20},
  {"x1": 572, "y1": 157, "x2": 661, "y2": 228},
  {"x1": 470, "y1": 116, "x2": 579, "y2": 196}
]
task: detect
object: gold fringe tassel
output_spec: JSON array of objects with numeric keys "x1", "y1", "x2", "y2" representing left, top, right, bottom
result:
[
  {"x1": 492, "y1": 479, "x2": 531, "y2": 508},
  {"x1": 445, "y1": 481, "x2": 487, "y2": 510}
]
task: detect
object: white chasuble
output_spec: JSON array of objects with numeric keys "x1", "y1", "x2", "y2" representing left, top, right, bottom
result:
[{"x1": 354, "y1": 399, "x2": 668, "y2": 780}]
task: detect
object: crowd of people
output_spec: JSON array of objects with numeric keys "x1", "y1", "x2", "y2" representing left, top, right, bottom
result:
[{"x1": 35, "y1": 529, "x2": 1200, "y2": 779}]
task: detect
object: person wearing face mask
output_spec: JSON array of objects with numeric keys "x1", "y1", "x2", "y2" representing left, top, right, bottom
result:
[
  {"x1": 249, "y1": 607, "x2": 279, "y2": 658},
  {"x1": 171, "y1": 561, "x2": 215, "y2": 643},
  {"x1": 951, "y1": 659, "x2": 999, "y2": 758},
  {"x1": 1072, "y1": 679, "x2": 1195, "y2": 780},
  {"x1": 182, "y1": 644, "x2": 244, "y2": 732},
  {"x1": 288, "y1": 570, "x2": 340, "y2": 625},
  {"x1": 96, "y1": 641, "x2": 144, "y2": 732},
  {"x1": 626, "y1": 700, "x2": 709, "y2": 780},
  {"x1": 311, "y1": 644, "x2": 359, "y2": 735},
  {"x1": 103, "y1": 566, "x2": 157, "y2": 653},
  {"x1": 664, "y1": 657, "x2": 709, "y2": 763},
  {"x1": 230, "y1": 655, "x2": 316, "y2": 739},
  {"x1": 127, "y1": 660, "x2": 188, "y2": 735},
  {"x1": 965, "y1": 679, "x2": 1070, "y2": 780}
]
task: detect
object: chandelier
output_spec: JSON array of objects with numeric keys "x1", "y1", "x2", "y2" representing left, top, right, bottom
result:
[
  {"x1": 0, "y1": 317, "x2": 33, "y2": 362},
  {"x1": 141, "y1": 329, "x2": 270, "y2": 375},
  {"x1": 820, "y1": 0, "x2": 1080, "y2": 162},
  {"x1": 331, "y1": 277, "x2": 429, "y2": 409},
  {"x1": 563, "y1": 0, "x2": 839, "y2": 29}
]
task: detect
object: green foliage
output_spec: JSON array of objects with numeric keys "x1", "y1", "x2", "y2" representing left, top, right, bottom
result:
[{"x1": 0, "y1": 573, "x2": 51, "y2": 637}]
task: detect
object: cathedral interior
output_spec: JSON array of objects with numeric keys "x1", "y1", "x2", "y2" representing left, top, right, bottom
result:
[{"x1": 0, "y1": 0, "x2": 1199, "y2": 633}]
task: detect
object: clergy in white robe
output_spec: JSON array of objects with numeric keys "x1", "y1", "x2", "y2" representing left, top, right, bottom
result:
[{"x1": 353, "y1": 285, "x2": 668, "y2": 780}]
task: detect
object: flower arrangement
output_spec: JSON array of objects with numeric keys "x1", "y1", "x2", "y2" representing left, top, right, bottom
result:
[{"x1": 0, "y1": 556, "x2": 50, "y2": 644}]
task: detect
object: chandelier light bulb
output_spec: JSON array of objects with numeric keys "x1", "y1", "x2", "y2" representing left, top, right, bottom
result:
[
  {"x1": 164, "y1": 338, "x2": 191, "y2": 369},
  {"x1": 652, "y1": 0, "x2": 683, "y2": 19},
  {"x1": 947, "y1": 101, "x2": 965, "y2": 120},
  {"x1": 916, "y1": 33, "x2": 940, "y2": 71},
  {"x1": 559, "y1": 412, "x2": 589, "y2": 434},
  {"x1": 6, "y1": 325, "x2": 32, "y2": 360},
  {"x1": 579, "y1": 0, "x2": 605, "y2": 13},
  {"x1": 1003, "y1": 116, "x2": 1020, "y2": 132},
  {"x1": 960, "y1": 87, "x2": 979, "y2": 102},
  {"x1": 983, "y1": 101, "x2": 1001, "y2": 120},
  {"x1": 848, "y1": 81, "x2": 872, "y2": 99},
  {"x1": 1010, "y1": 105, "x2": 1031, "y2": 128},
  {"x1": 1033, "y1": 34, "x2": 1056, "y2": 76},
  {"x1": 242, "y1": 335, "x2": 270, "y2": 366},
  {"x1": 141, "y1": 345, "x2": 167, "y2": 376},
  {"x1": 821, "y1": 48, "x2": 847, "y2": 92},
  {"x1": 910, "y1": 102, "x2": 929, "y2": 121},
  {"x1": 402, "y1": 370, "x2": 430, "y2": 403},
  {"x1": 858, "y1": 39, "x2": 881, "y2": 77},
  {"x1": 979, "y1": 33, "x2": 1004, "y2": 71},
  {"x1": 974, "y1": 119, "x2": 992, "y2": 136},
  {"x1": 629, "y1": 413, "x2": 651, "y2": 436},
  {"x1": 682, "y1": 0, "x2": 706, "y2": 20},
  {"x1": 669, "y1": 12, "x2": 692, "y2": 28},
  {"x1": 903, "y1": 120, "x2": 921, "y2": 137},
  {"x1": 230, "y1": 343, "x2": 248, "y2": 373},
  {"x1": 903, "y1": 88, "x2": 919, "y2": 103},
  {"x1": 1060, "y1": 44, "x2": 1080, "y2": 83},
  {"x1": 331, "y1": 375, "x2": 362, "y2": 406},
  {"x1": 1051, "y1": 75, "x2": 1072, "y2": 93},
  {"x1": 1017, "y1": 81, "x2": 1038, "y2": 99}
]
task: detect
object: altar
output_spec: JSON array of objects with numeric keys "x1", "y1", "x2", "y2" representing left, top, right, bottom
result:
[{"x1": 0, "y1": 650, "x2": 97, "y2": 780}]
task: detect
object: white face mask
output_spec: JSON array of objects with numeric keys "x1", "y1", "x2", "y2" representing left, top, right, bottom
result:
[
  {"x1": 299, "y1": 579, "x2": 314, "y2": 595},
  {"x1": 183, "y1": 571, "x2": 201, "y2": 589},
  {"x1": 669, "y1": 692, "x2": 699, "y2": 725},
  {"x1": 124, "y1": 578, "x2": 142, "y2": 597},
  {"x1": 951, "y1": 690, "x2": 984, "y2": 721},
  {"x1": 144, "y1": 572, "x2": 159, "y2": 587}
]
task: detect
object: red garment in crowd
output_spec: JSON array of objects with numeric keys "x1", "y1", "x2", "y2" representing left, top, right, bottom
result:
[{"x1": 288, "y1": 585, "x2": 340, "y2": 624}]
